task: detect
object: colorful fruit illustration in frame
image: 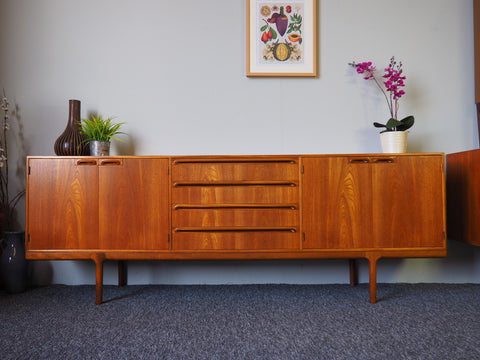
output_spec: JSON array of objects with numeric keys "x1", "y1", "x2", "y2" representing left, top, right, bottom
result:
[
  {"x1": 257, "y1": 2, "x2": 304, "y2": 64},
  {"x1": 247, "y1": 0, "x2": 316, "y2": 77}
]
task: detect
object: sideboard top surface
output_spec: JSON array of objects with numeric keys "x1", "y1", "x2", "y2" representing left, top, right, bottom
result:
[{"x1": 26, "y1": 153, "x2": 445, "y2": 160}]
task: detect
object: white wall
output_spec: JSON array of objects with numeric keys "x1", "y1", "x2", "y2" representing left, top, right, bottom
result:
[{"x1": 1, "y1": 0, "x2": 480, "y2": 286}]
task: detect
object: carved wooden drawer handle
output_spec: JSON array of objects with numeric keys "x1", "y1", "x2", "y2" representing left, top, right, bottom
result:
[
  {"x1": 174, "y1": 227, "x2": 297, "y2": 233},
  {"x1": 99, "y1": 159, "x2": 123, "y2": 166},
  {"x1": 372, "y1": 158, "x2": 394, "y2": 163},
  {"x1": 76, "y1": 159, "x2": 97, "y2": 166}
]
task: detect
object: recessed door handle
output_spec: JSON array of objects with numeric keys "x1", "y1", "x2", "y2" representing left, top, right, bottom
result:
[
  {"x1": 99, "y1": 159, "x2": 123, "y2": 166},
  {"x1": 349, "y1": 159, "x2": 369, "y2": 164},
  {"x1": 372, "y1": 158, "x2": 394, "y2": 163},
  {"x1": 76, "y1": 159, "x2": 97, "y2": 166}
]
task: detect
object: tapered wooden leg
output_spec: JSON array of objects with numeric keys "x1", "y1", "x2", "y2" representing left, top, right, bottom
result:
[
  {"x1": 93, "y1": 254, "x2": 105, "y2": 305},
  {"x1": 349, "y1": 259, "x2": 358, "y2": 286},
  {"x1": 368, "y1": 254, "x2": 380, "y2": 304},
  {"x1": 118, "y1": 260, "x2": 127, "y2": 287}
]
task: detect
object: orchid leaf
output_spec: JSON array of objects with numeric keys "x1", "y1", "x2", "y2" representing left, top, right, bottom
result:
[
  {"x1": 396, "y1": 115, "x2": 415, "y2": 131},
  {"x1": 373, "y1": 115, "x2": 414, "y2": 132},
  {"x1": 385, "y1": 118, "x2": 403, "y2": 129}
]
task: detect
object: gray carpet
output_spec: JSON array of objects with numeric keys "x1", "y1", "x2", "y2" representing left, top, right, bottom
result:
[{"x1": 1, "y1": 284, "x2": 479, "y2": 359}]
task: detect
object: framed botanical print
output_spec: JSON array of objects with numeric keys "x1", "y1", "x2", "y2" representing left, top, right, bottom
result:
[{"x1": 246, "y1": 0, "x2": 317, "y2": 77}]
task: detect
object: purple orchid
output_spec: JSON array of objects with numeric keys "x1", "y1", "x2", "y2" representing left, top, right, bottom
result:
[{"x1": 349, "y1": 56, "x2": 414, "y2": 132}]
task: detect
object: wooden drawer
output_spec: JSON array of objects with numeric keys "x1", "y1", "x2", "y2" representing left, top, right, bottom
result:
[
  {"x1": 173, "y1": 207, "x2": 299, "y2": 228},
  {"x1": 171, "y1": 157, "x2": 299, "y2": 183},
  {"x1": 172, "y1": 185, "x2": 298, "y2": 205},
  {"x1": 171, "y1": 157, "x2": 301, "y2": 251},
  {"x1": 172, "y1": 230, "x2": 300, "y2": 250}
]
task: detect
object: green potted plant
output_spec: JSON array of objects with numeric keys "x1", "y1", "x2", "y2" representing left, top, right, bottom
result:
[
  {"x1": 349, "y1": 56, "x2": 414, "y2": 153},
  {"x1": 79, "y1": 114, "x2": 127, "y2": 156}
]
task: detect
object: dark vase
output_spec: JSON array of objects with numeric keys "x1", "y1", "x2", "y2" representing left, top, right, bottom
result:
[
  {"x1": 54, "y1": 99, "x2": 90, "y2": 156},
  {"x1": 0, "y1": 231, "x2": 28, "y2": 293}
]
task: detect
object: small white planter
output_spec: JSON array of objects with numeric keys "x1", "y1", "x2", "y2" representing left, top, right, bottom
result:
[{"x1": 380, "y1": 131, "x2": 408, "y2": 153}]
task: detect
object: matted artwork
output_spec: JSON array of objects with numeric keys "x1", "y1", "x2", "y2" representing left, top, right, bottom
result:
[{"x1": 246, "y1": 0, "x2": 317, "y2": 77}]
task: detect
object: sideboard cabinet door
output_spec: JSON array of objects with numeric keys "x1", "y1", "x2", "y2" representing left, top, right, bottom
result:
[
  {"x1": 98, "y1": 158, "x2": 169, "y2": 250},
  {"x1": 27, "y1": 158, "x2": 99, "y2": 250},
  {"x1": 302, "y1": 156, "x2": 371, "y2": 249},
  {"x1": 370, "y1": 155, "x2": 445, "y2": 249},
  {"x1": 27, "y1": 157, "x2": 170, "y2": 251},
  {"x1": 302, "y1": 155, "x2": 445, "y2": 250}
]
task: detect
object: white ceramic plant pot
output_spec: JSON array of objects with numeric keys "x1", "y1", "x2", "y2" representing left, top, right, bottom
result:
[{"x1": 380, "y1": 131, "x2": 408, "y2": 153}]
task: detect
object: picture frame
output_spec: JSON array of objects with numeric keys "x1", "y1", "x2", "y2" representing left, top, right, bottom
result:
[{"x1": 246, "y1": 0, "x2": 317, "y2": 77}]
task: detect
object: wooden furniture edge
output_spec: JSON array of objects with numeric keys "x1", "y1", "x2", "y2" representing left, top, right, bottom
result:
[
  {"x1": 26, "y1": 248, "x2": 447, "y2": 260},
  {"x1": 26, "y1": 248, "x2": 446, "y2": 305},
  {"x1": 26, "y1": 153, "x2": 445, "y2": 160},
  {"x1": 446, "y1": 149, "x2": 480, "y2": 246}
]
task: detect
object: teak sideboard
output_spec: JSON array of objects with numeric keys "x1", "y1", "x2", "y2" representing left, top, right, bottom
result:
[
  {"x1": 447, "y1": 149, "x2": 480, "y2": 246},
  {"x1": 25, "y1": 154, "x2": 447, "y2": 304}
]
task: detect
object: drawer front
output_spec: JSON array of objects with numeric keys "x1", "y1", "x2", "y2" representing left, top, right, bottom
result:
[
  {"x1": 172, "y1": 158, "x2": 299, "y2": 183},
  {"x1": 171, "y1": 157, "x2": 301, "y2": 251},
  {"x1": 173, "y1": 208, "x2": 299, "y2": 228},
  {"x1": 172, "y1": 230, "x2": 299, "y2": 250},
  {"x1": 172, "y1": 185, "x2": 299, "y2": 205}
]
